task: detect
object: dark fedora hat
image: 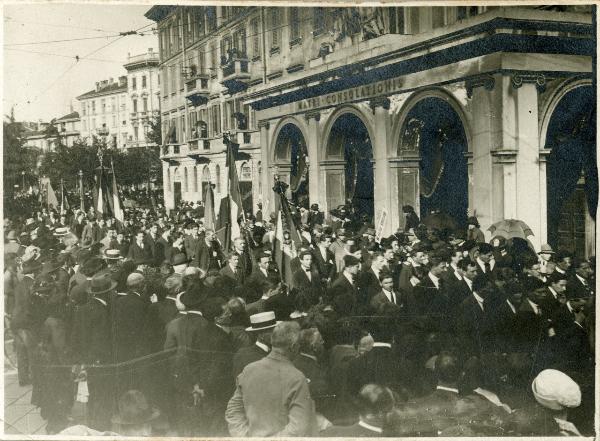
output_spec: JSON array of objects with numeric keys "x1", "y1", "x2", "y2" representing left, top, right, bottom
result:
[
  {"x1": 179, "y1": 287, "x2": 207, "y2": 309},
  {"x1": 171, "y1": 253, "x2": 188, "y2": 266},
  {"x1": 111, "y1": 390, "x2": 160, "y2": 426},
  {"x1": 87, "y1": 272, "x2": 117, "y2": 295}
]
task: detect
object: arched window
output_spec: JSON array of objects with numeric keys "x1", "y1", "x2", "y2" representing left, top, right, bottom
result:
[
  {"x1": 201, "y1": 165, "x2": 211, "y2": 199},
  {"x1": 167, "y1": 168, "x2": 171, "y2": 191},
  {"x1": 240, "y1": 161, "x2": 252, "y2": 181},
  {"x1": 193, "y1": 166, "x2": 198, "y2": 192},
  {"x1": 184, "y1": 167, "x2": 189, "y2": 192},
  {"x1": 215, "y1": 164, "x2": 221, "y2": 193}
]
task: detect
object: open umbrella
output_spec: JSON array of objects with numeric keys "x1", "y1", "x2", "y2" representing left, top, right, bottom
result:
[
  {"x1": 488, "y1": 219, "x2": 534, "y2": 240},
  {"x1": 422, "y1": 212, "x2": 458, "y2": 231}
]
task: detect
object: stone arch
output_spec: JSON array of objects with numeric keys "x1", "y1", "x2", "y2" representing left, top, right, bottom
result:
[
  {"x1": 393, "y1": 87, "x2": 472, "y2": 156},
  {"x1": 539, "y1": 78, "x2": 593, "y2": 149},
  {"x1": 270, "y1": 117, "x2": 309, "y2": 164},
  {"x1": 321, "y1": 104, "x2": 374, "y2": 161}
]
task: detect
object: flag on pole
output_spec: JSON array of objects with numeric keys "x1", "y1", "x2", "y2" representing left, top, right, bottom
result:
[
  {"x1": 60, "y1": 179, "x2": 70, "y2": 215},
  {"x1": 40, "y1": 177, "x2": 59, "y2": 210},
  {"x1": 110, "y1": 159, "x2": 124, "y2": 224},
  {"x1": 272, "y1": 179, "x2": 303, "y2": 286},
  {"x1": 204, "y1": 183, "x2": 216, "y2": 231},
  {"x1": 225, "y1": 134, "x2": 244, "y2": 242}
]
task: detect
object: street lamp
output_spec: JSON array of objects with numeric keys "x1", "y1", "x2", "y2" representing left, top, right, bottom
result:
[{"x1": 21, "y1": 171, "x2": 25, "y2": 189}]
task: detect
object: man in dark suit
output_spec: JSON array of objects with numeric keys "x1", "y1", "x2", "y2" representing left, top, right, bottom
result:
[
  {"x1": 155, "y1": 227, "x2": 172, "y2": 266},
  {"x1": 113, "y1": 273, "x2": 149, "y2": 363},
  {"x1": 291, "y1": 250, "x2": 323, "y2": 309},
  {"x1": 244, "y1": 252, "x2": 277, "y2": 303},
  {"x1": 393, "y1": 352, "x2": 509, "y2": 436},
  {"x1": 322, "y1": 384, "x2": 395, "y2": 437},
  {"x1": 81, "y1": 215, "x2": 102, "y2": 248},
  {"x1": 358, "y1": 252, "x2": 387, "y2": 306},
  {"x1": 70, "y1": 272, "x2": 118, "y2": 430},
  {"x1": 474, "y1": 243, "x2": 497, "y2": 281},
  {"x1": 491, "y1": 279, "x2": 524, "y2": 353},
  {"x1": 328, "y1": 255, "x2": 361, "y2": 316},
  {"x1": 293, "y1": 327, "x2": 329, "y2": 414},
  {"x1": 311, "y1": 234, "x2": 336, "y2": 287},
  {"x1": 183, "y1": 222, "x2": 201, "y2": 262},
  {"x1": 144, "y1": 224, "x2": 161, "y2": 266},
  {"x1": 540, "y1": 272, "x2": 568, "y2": 321},
  {"x1": 413, "y1": 250, "x2": 450, "y2": 319},
  {"x1": 307, "y1": 204, "x2": 324, "y2": 229},
  {"x1": 346, "y1": 319, "x2": 407, "y2": 397},
  {"x1": 370, "y1": 271, "x2": 406, "y2": 316},
  {"x1": 455, "y1": 274, "x2": 496, "y2": 357},
  {"x1": 232, "y1": 312, "x2": 276, "y2": 380},
  {"x1": 444, "y1": 258, "x2": 475, "y2": 313},
  {"x1": 397, "y1": 243, "x2": 429, "y2": 293},
  {"x1": 193, "y1": 229, "x2": 224, "y2": 271},
  {"x1": 114, "y1": 232, "x2": 130, "y2": 257},
  {"x1": 220, "y1": 253, "x2": 245, "y2": 286},
  {"x1": 232, "y1": 237, "x2": 254, "y2": 278},
  {"x1": 144, "y1": 274, "x2": 183, "y2": 353},
  {"x1": 127, "y1": 230, "x2": 153, "y2": 266},
  {"x1": 567, "y1": 258, "x2": 594, "y2": 299}
]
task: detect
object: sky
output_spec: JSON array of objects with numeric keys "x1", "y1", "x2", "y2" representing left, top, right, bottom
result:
[{"x1": 3, "y1": 3, "x2": 158, "y2": 122}]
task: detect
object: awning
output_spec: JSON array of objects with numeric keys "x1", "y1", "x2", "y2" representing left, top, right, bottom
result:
[{"x1": 187, "y1": 154, "x2": 211, "y2": 164}]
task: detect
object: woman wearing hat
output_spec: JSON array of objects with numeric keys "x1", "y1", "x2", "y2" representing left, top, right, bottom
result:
[{"x1": 466, "y1": 216, "x2": 485, "y2": 243}]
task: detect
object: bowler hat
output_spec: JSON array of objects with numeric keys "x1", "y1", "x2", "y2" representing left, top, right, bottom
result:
[
  {"x1": 171, "y1": 253, "x2": 188, "y2": 266},
  {"x1": 179, "y1": 287, "x2": 206, "y2": 309},
  {"x1": 245, "y1": 311, "x2": 280, "y2": 332},
  {"x1": 111, "y1": 390, "x2": 160, "y2": 426},
  {"x1": 87, "y1": 272, "x2": 117, "y2": 295},
  {"x1": 343, "y1": 254, "x2": 361, "y2": 267},
  {"x1": 310, "y1": 204, "x2": 319, "y2": 211}
]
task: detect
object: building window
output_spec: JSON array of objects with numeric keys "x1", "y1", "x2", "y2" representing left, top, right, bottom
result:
[
  {"x1": 180, "y1": 115, "x2": 186, "y2": 141},
  {"x1": 163, "y1": 67, "x2": 169, "y2": 95},
  {"x1": 388, "y1": 7, "x2": 406, "y2": 34},
  {"x1": 133, "y1": 99, "x2": 138, "y2": 113},
  {"x1": 290, "y1": 8, "x2": 301, "y2": 42},
  {"x1": 215, "y1": 164, "x2": 221, "y2": 193},
  {"x1": 270, "y1": 9, "x2": 281, "y2": 51},
  {"x1": 122, "y1": 120, "x2": 126, "y2": 126},
  {"x1": 233, "y1": 27, "x2": 247, "y2": 57},
  {"x1": 91, "y1": 100, "x2": 96, "y2": 114},
  {"x1": 134, "y1": 126, "x2": 139, "y2": 140},
  {"x1": 142, "y1": 75, "x2": 147, "y2": 88},
  {"x1": 82, "y1": 119, "x2": 87, "y2": 130},
  {"x1": 206, "y1": 6, "x2": 217, "y2": 31},
  {"x1": 143, "y1": 98, "x2": 148, "y2": 112},
  {"x1": 170, "y1": 64, "x2": 177, "y2": 93},
  {"x1": 184, "y1": 167, "x2": 188, "y2": 192},
  {"x1": 251, "y1": 18, "x2": 260, "y2": 60},
  {"x1": 221, "y1": 35, "x2": 232, "y2": 63},
  {"x1": 210, "y1": 43, "x2": 218, "y2": 76},
  {"x1": 313, "y1": 8, "x2": 325, "y2": 35},
  {"x1": 432, "y1": 7, "x2": 445, "y2": 28},
  {"x1": 132, "y1": 77, "x2": 137, "y2": 90},
  {"x1": 111, "y1": 97, "x2": 116, "y2": 112},
  {"x1": 82, "y1": 104, "x2": 86, "y2": 116},
  {"x1": 210, "y1": 104, "x2": 221, "y2": 136},
  {"x1": 101, "y1": 99, "x2": 106, "y2": 114},
  {"x1": 240, "y1": 162, "x2": 252, "y2": 181},
  {"x1": 193, "y1": 166, "x2": 198, "y2": 192}
]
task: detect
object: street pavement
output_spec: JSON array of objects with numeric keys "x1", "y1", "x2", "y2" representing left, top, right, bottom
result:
[{"x1": 4, "y1": 337, "x2": 47, "y2": 435}]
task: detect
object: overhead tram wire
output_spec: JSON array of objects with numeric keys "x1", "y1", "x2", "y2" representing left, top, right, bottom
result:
[{"x1": 4, "y1": 16, "x2": 120, "y2": 34}]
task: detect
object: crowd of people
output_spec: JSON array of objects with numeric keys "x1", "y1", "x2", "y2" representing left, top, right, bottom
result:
[{"x1": 3, "y1": 197, "x2": 595, "y2": 436}]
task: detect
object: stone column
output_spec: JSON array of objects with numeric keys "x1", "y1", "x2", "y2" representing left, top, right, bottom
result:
[
  {"x1": 305, "y1": 110, "x2": 322, "y2": 209},
  {"x1": 467, "y1": 74, "x2": 503, "y2": 239},
  {"x1": 163, "y1": 162, "x2": 174, "y2": 211},
  {"x1": 511, "y1": 74, "x2": 546, "y2": 251},
  {"x1": 258, "y1": 120, "x2": 272, "y2": 214},
  {"x1": 370, "y1": 97, "x2": 392, "y2": 236}
]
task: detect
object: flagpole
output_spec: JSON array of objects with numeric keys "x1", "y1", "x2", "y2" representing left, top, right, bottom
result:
[{"x1": 60, "y1": 178, "x2": 64, "y2": 214}]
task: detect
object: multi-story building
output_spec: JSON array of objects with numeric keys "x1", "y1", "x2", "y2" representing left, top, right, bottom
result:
[
  {"x1": 123, "y1": 49, "x2": 161, "y2": 148},
  {"x1": 146, "y1": 5, "x2": 595, "y2": 258},
  {"x1": 23, "y1": 111, "x2": 81, "y2": 152},
  {"x1": 77, "y1": 76, "x2": 129, "y2": 148}
]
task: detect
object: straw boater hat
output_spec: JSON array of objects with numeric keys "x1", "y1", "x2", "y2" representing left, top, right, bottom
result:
[
  {"x1": 245, "y1": 311, "x2": 280, "y2": 332},
  {"x1": 53, "y1": 227, "x2": 70, "y2": 237},
  {"x1": 103, "y1": 249, "x2": 123, "y2": 260}
]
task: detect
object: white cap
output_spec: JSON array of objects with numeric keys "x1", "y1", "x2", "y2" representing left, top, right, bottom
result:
[{"x1": 531, "y1": 369, "x2": 581, "y2": 411}]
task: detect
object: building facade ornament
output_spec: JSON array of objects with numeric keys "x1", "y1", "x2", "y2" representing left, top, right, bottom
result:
[{"x1": 465, "y1": 74, "x2": 495, "y2": 99}]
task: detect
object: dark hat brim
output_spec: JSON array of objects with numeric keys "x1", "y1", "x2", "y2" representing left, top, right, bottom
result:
[
  {"x1": 87, "y1": 280, "x2": 118, "y2": 295},
  {"x1": 110, "y1": 407, "x2": 160, "y2": 426}
]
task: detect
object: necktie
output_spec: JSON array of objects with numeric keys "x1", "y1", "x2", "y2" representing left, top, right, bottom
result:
[{"x1": 484, "y1": 262, "x2": 491, "y2": 273}]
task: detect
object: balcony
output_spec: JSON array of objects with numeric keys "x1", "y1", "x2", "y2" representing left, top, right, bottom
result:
[
  {"x1": 220, "y1": 54, "x2": 250, "y2": 94},
  {"x1": 160, "y1": 142, "x2": 187, "y2": 161},
  {"x1": 185, "y1": 73, "x2": 210, "y2": 106},
  {"x1": 188, "y1": 138, "x2": 211, "y2": 151}
]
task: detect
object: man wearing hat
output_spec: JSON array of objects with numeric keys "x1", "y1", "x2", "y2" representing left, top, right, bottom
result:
[
  {"x1": 307, "y1": 203, "x2": 324, "y2": 229},
  {"x1": 5, "y1": 230, "x2": 20, "y2": 255},
  {"x1": 514, "y1": 369, "x2": 583, "y2": 436},
  {"x1": 170, "y1": 253, "x2": 188, "y2": 275},
  {"x1": 538, "y1": 243, "x2": 555, "y2": 275},
  {"x1": 164, "y1": 286, "x2": 221, "y2": 436},
  {"x1": 232, "y1": 311, "x2": 278, "y2": 379},
  {"x1": 71, "y1": 271, "x2": 118, "y2": 430},
  {"x1": 81, "y1": 215, "x2": 102, "y2": 248},
  {"x1": 226, "y1": 321, "x2": 316, "y2": 437},
  {"x1": 11, "y1": 259, "x2": 42, "y2": 385},
  {"x1": 114, "y1": 273, "x2": 149, "y2": 363}
]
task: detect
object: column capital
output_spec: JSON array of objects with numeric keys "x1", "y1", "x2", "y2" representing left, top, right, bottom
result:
[
  {"x1": 465, "y1": 74, "x2": 495, "y2": 99},
  {"x1": 511, "y1": 73, "x2": 546, "y2": 93},
  {"x1": 369, "y1": 97, "x2": 390, "y2": 113},
  {"x1": 491, "y1": 149, "x2": 518, "y2": 164},
  {"x1": 257, "y1": 120, "x2": 270, "y2": 130},
  {"x1": 304, "y1": 110, "x2": 321, "y2": 122}
]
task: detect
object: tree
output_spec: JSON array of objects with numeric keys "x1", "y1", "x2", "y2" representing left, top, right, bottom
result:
[
  {"x1": 3, "y1": 109, "x2": 41, "y2": 196},
  {"x1": 147, "y1": 115, "x2": 162, "y2": 146}
]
